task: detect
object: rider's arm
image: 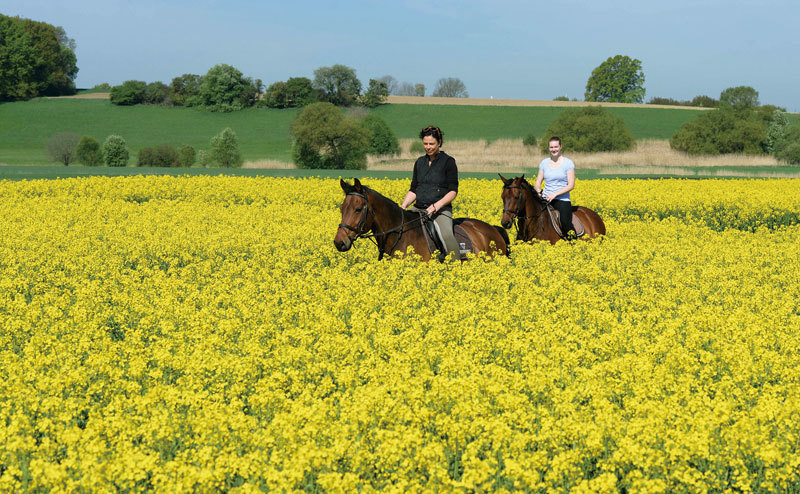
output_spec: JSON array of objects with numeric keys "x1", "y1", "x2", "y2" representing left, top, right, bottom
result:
[
  {"x1": 534, "y1": 167, "x2": 544, "y2": 195},
  {"x1": 431, "y1": 190, "x2": 457, "y2": 213},
  {"x1": 401, "y1": 191, "x2": 416, "y2": 209}
]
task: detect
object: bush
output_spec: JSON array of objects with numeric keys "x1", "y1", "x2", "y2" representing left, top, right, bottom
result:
[
  {"x1": 210, "y1": 128, "x2": 243, "y2": 167},
  {"x1": 47, "y1": 131, "x2": 80, "y2": 165},
  {"x1": 144, "y1": 81, "x2": 169, "y2": 105},
  {"x1": 170, "y1": 74, "x2": 203, "y2": 107},
  {"x1": 552, "y1": 96, "x2": 569, "y2": 101},
  {"x1": 361, "y1": 114, "x2": 398, "y2": 155},
  {"x1": 648, "y1": 97, "x2": 687, "y2": 106},
  {"x1": 178, "y1": 145, "x2": 196, "y2": 167},
  {"x1": 291, "y1": 102, "x2": 369, "y2": 169},
  {"x1": 774, "y1": 126, "x2": 800, "y2": 165},
  {"x1": 765, "y1": 110, "x2": 789, "y2": 154},
  {"x1": 110, "y1": 80, "x2": 146, "y2": 105},
  {"x1": 76, "y1": 135, "x2": 103, "y2": 165},
  {"x1": 361, "y1": 79, "x2": 389, "y2": 108},
  {"x1": 103, "y1": 135, "x2": 129, "y2": 166},
  {"x1": 522, "y1": 134, "x2": 537, "y2": 147},
  {"x1": 199, "y1": 64, "x2": 261, "y2": 112},
  {"x1": 137, "y1": 145, "x2": 179, "y2": 167},
  {"x1": 669, "y1": 109, "x2": 767, "y2": 155},
  {"x1": 540, "y1": 106, "x2": 634, "y2": 153},
  {"x1": 690, "y1": 95, "x2": 718, "y2": 107},
  {"x1": 196, "y1": 150, "x2": 212, "y2": 168},
  {"x1": 410, "y1": 140, "x2": 425, "y2": 155}
]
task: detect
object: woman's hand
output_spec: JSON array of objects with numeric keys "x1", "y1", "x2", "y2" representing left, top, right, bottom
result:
[{"x1": 426, "y1": 204, "x2": 437, "y2": 216}]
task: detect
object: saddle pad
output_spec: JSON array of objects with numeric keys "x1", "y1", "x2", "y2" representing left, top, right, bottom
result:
[
  {"x1": 454, "y1": 224, "x2": 474, "y2": 258},
  {"x1": 547, "y1": 207, "x2": 585, "y2": 238}
]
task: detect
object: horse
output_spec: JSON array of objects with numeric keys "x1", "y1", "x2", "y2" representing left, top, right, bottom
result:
[
  {"x1": 335, "y1": 178, "x2": 510, "y2": 261},
  {"x1": 499, "y1": 174, "x2": 606, "y2": 244}
]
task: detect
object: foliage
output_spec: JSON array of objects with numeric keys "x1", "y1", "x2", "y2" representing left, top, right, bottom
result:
[
  {"x1": 522, "y1": 133, "x2": 537, "y2": 147},
  {"x1": 46, "y1": 131, "x2": 80, "y2": 165},
  {"x1": 210, "y1": 128, "x2": 243, "y2": 167},
  {"x1": 409, "y1": 140, "x2": 425, "y2": 155},
  {"x1": 198, "y1": 64, "x2": 262, "y2": 112},
  {"x1": 719, "y1": 86, "x2": 759, "y2": 112},
  {"x1": 774, "y1": 125, "x2": 800, "y2": 165},
  {"x1": 177, "y1": 145, "x2": 196, "y2": 168},
  {"x1": 2, "y1": 176, "x2": 800, "y2": 492},
  {"x1": 670, "y1": 108, "x2": 767, "y2": 155},
  {"x1": 264, "y1": 77, "x2": 316, "y2": 109},
  {"x1": 585, "y1": 54, "x2": 645, "y2": 103},
  {"x1": 553, "y1": 96, "x2": 570, "y2": 101},
  {"x1": 92, "y1": 83, "x2": 111, "y2": 90},
  {"x1": 75, "y1": 135, "x2": 103, "y2": 165},
  {"x1": 103, "y1": 135, "x2": 129, "y2": 166},
  {"x1": 313, "y1": 64, "x2": 362, "y2": 107},
  {"x1": 432, "y1": 77, "x2": 468, "y2": 98},
  {"x1": 144, "y1": 81, "x2": 170, "y2": 105},
  {"x1": 690, "y1": 95, "x2": 719, "y2": 107},
  {"x1": 195, "y1": 150, "x2": 212, "y2": 168},
  {"x1": 376, "y1": 75, "x2": 398, "y2": 95},
  {"x1": 0, "y1": 14, "x2": 78, "y2": 100},
  {"x1": 648, "y1": 96, "x2": 685, "y2": 106},
  {"x1": 137, "y1": 144, "x2": 179, "y2": 167},
  {"x1": 766, "y1": 110, "x2": 790, "y2": 154},
  {"x1": 540, "y1": 106, "x2": 634, "y2": 153},
  {"x1": 170, "y1": 74, "x2": 203, "y2": 107},
  {"x1": 415, "y1": 83, "x2": 425, "y2": 97},
  {"x1": 110, "y1": 80, "x2": 146, "y2": 106},
  {"x1": 361, "y1": 114, "x2": 399, "y2": 155},
  {"x1": 0, "y1": 15, "x2": 39, "y2": 101},
  {"x1": 361, "y1": 79, "x2": 389, "y2": 108},
  {"x1": 291, "y1": 102, "x2": 369, "y2": 169}
]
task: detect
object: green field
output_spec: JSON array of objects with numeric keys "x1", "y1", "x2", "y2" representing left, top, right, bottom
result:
[{"x1": 1, "y1": 98, "x2": 703, "y2": 166}]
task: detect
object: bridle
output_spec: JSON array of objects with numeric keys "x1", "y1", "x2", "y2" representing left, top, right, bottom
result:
[
  {"x1": 338, "y1": 190, "x2": 425, "y2": 260},
  {"x1": 502, "y1": 180, "x2": 546, "y2": 238}
]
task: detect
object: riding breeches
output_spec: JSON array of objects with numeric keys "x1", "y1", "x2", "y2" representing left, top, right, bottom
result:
[
  {"x1": 552, "y1": 200, "x2": 574, "y2": 237},
  {"x1": 431, "y1": 209, "x2": 460, "y2": 260}
]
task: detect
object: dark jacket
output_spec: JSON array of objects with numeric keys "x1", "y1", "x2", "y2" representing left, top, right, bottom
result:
[{"x1": 409, "y1": 151, "x2": 459, "y2": 210}]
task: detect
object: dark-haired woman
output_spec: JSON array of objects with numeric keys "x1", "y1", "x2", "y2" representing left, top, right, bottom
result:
[
  {"x1": 400, "y1": 126, "x2": 460, "y2": 261},
  {"x1": 535, "y1": 136, "x2": 576, "y2": 240}
]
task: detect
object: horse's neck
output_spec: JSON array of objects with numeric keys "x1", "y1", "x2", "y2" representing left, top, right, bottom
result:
[
  {"x1": 368, "y1": 191, "x2": 413, "y2": 235},
  {"x1": 522, "y1": 186, "x2": 547, "y2": 238}
]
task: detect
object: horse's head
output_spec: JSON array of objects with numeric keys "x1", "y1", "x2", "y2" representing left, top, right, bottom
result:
[
  {"x1": 334, "y1": 178, "x2": 374, "y2": 252},
  {"x1": 499, "y1": 174, "x2": 528, "y2": 229}
]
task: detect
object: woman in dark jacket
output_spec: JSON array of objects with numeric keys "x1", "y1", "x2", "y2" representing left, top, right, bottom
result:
[{"x1": 400, "y1": 126, "x2": 460, "y2": 261}]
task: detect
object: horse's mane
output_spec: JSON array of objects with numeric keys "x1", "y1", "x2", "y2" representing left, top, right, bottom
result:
[{"x1": 362, "y1": 186, "x2": 416, "y2": 219}]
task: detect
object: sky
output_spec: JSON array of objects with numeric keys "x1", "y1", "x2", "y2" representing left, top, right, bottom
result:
[{"x1": 5, "y1": 0, "x2": 800, "y2": 111}]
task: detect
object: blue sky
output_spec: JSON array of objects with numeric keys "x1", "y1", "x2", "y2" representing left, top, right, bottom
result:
[{"x1": 6, "y1": 0, "x2": 800, "y2": 110}]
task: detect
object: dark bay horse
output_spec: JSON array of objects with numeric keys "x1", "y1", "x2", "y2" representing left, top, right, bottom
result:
[
  {"x1": 335, "y1": 178, "x2": 509, "y2": 261},
  {"x1": 499, "y1": 175, "x2": 606, "y2": 244}
]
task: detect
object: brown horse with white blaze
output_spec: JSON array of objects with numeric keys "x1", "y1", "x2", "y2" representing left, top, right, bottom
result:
[
  {"x1": 499, "y1": 174, "x2": 606, "y2": 244},
  {"x1": 335, "y1": 178, "x2": 509, "y2": 261}
]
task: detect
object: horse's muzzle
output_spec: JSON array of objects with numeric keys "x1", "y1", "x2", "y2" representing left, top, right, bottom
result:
[{"x1": 333, "y1": 237, "x2": 352, "y2": 252}]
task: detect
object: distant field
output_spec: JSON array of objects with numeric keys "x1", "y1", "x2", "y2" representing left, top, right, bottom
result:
[{"x1": 1, "y1": 97, "x2": 704, "y2": 166}]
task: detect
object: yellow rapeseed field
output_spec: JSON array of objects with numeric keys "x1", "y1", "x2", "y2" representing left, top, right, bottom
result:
[{"x1": 1, "y1": 176, "x2": 799, "y2": 493}]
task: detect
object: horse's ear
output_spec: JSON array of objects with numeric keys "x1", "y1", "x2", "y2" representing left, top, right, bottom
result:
[
  {"x1": 353, "y1": 177, "x2": 363, "y2": 192},
  {"x1": 340, "y1": 179, "x2": 353, "y2": 194},
  {"x1": 521, "y1": 174, "x2": 525, "y2": 179},
  {"x1": 498, "y1": 174, "x2": 510, "y2": 185}
]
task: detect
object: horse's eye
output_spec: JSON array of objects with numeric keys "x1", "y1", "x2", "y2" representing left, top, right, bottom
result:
[{"x1": 355, "y1": 207, "x2": 363, "y2": 212}]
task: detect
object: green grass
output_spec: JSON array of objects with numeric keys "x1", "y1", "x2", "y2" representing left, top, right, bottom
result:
[{"x1": 1, "y1": 98, "x2": 705, "y2": 166}]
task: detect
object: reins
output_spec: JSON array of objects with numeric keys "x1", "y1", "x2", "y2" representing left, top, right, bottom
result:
[
  {"x1": 503, "y1": 180, "x2": 546, "y2": 239},
  {"x1": 339, "y1": 190, "x2": 426, "y2": 260}
]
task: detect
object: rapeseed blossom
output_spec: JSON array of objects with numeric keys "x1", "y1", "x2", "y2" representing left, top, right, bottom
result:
[{"x1": 1, "y1": 176, "x2": 799, "y2": 492}]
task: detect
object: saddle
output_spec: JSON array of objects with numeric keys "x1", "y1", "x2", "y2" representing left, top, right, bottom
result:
[
  {"x1": 419, "y1": 214, "x2": 473, "y2": 260},
  {"x1": 546, "y1": 205, "x2": 585, "y2": 239}
]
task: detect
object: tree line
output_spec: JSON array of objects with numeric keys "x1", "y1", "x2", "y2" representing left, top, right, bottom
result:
[{"x1": 0, "y1": 14, "x2": 79, "y2": 101}]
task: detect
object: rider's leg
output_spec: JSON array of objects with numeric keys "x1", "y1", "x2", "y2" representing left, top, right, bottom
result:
[
  {"x1": 553, "y1": 200, "x2": 575, "y2": 240},
  {"x1": 432, "y1": 210, "x2": 460, "y2": 261}
]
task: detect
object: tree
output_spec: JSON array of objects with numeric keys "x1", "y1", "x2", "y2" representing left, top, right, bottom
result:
[
  {"x1": 669, "y1": 109, "x2": 766, "y2": 155},
  {"x1": 584, "y1": 55, "x2": 645, "y2": 103},
  {"x1": 170, "y1": 74, "x2": 203, "y2": 106},
  {"x1": 766, "y1": 109, "x2": 789, "y2": 154},
  {"x1": 103, "y1": 135, "x2": 129, "y2": 166},
  {"x1": 76, "y1": 135, "x2": 103, "y2": 165},
  {"x1": 144, "y1": 81, "x2": 169, "y2": 105},
  {"x1": 774, "y1": 125, "x2": 800, "y2": 165},
  {"x1": 264, "y1": 77, "x2": 316, "y2": 108},
  {"x1": 199, "y1": 64, "x2": 262, "y2": 112},
  {"x1": 376, "y1": 75, "x2": 398, "y2": 95},
  {"x1": 264, "y1": 81, "x2": 289, "y2": 108},
  {"x1": 313, "y1": 64, "x2": 362, "y2": 106},
  {"x1": 719, "y1": 86, "x2": 759, "y2": 112},
  {"x1": 414, "y1": 83, "x2": 425, "y2": 97},
  {"x1": 540, "y1": 106, "x2": 633, "y2": 153},
  {"x1": 110, "y1": 80, "x2": 146, "y2": 105},
  {"x1": 210, "y1": 128, "x2": 243, "y2": 167},
  {"x1": 291, "y1": 102, "x2": 370, "y2": 169},
  {"x1": 432, "y1": 77, "x2": 468, "y2": 98},
  {"x1": 47, "y1": 131, "x2": 80, "y2": 165},
  {"x1": 395, "y1": 82, "x2": 416, "y2": 96},
  {"x1": 0, "y1": 15, "x2": 39, "y2": 101},
  {"x1": 177, "y1": 145, "x2": 196, "y2": 167},
  {"x1": 18, "y1": 18, "x2": 78, "y2": 96},
  {"x1": 361, "y1": 79, "x2": 389, "y2": 107},
  {"x1": 361, "y1": 114, "x2": 399, "y2": 155}
]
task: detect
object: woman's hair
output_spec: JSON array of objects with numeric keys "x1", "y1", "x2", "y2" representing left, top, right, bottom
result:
[
  {"x1": 548, "y1": 136, "x2": 562, "y2": 146},
  {"x1": 419, "y1": 126, "x2": 444, "y2": 145}
]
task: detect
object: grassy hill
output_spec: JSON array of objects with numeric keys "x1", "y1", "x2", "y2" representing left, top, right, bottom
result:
[{"x1": 1, "y1": 98, "x2": 706, "y2": 166}]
